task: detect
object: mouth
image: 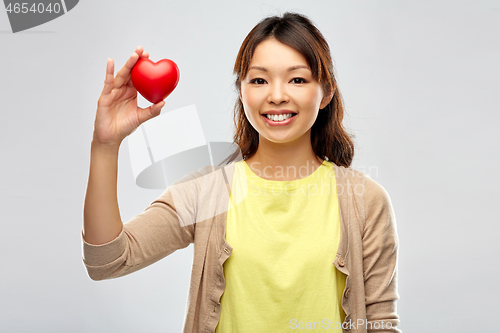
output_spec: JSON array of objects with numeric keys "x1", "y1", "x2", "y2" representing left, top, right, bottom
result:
[
  {"x1": 261, "y1": 112, "x2": 298, "y2": 122},
  {"x1": 260, "y1": 112, "x2": 298, "y2": 126}
]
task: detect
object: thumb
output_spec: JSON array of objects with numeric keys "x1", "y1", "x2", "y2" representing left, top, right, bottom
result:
[
  {"x1": 150, "y1": 101, "x2": 165, "y2": 117},
  {"x1": 137, "y1": 101, "x2": 165, "y2": 124}
]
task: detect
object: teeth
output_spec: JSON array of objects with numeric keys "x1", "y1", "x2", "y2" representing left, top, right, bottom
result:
[{"x1": 266, "y1": 113, "x2": 294, "y2": 122}]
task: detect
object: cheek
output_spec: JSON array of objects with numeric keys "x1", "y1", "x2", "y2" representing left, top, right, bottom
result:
[
  {"x1": 240, "y1": 92, "x2": 258, "y2": 125},
  {"x1": 301, "y1": 87, "x2": 324, "y2": 108},
  {"x1": 292, "y1": 91, "x2": 314, "y2": 109},
  {"x1": 241, "y1": 89, "x2": 263, "y2": 113}
]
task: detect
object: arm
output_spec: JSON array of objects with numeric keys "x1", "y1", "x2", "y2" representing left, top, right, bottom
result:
[
  {"x1": 83, "y1": 46, "x2": 164, "y2": 245},
  {"x1": 82, "y1": 141, "x2": 122, "y2": 245},
  {"x1": 362, "y1": 177, "x2": 401, "y2": 333},
  {"x1": 82, "y1": 186, "x2": 195, "y2": 281},
  {"x1": 82, "y1": 47, "x2": 178, "y2": 279}
]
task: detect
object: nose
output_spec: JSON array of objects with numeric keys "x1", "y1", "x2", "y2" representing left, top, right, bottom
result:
[{"x1": 267, "y1": 82, "x2": 289, "y2": 105}]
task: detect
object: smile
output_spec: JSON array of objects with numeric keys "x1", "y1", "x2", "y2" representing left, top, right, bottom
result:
[
  {"x1": 261, "y1": 113, "x2": 298, "y2": 126},
  {"x1": 265, "y1": 113, "x2": 294, "y2": 121}
]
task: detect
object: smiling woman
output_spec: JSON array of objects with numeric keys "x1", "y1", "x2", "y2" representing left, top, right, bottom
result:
[
  {"x1": 241, "y1": 38, "x2": 330, "y2": 169},
  {"x1": 223, "y1": 13, "x2": 355, "y2": 178},
  {"x1": 82, "y1": 11, "x2": 401, "y2": 333},
  {"x1": 214, "y1": 13, "x2": 400, "y2": 332}
]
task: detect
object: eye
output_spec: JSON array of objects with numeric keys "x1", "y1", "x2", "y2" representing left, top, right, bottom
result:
[
  {"x1": 250, "y1": 78, "x2": 266, "y2": 85},
  {"x1": 291, "y1": 77, "x2": 307, "y2": 84}
]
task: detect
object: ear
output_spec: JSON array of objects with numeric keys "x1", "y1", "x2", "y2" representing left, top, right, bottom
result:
[{"x1": 319, "y1": 89, "x2": 334, "y2": 110}]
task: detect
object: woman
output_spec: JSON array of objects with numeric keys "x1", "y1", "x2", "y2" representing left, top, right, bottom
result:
[{"x1": 82, "y1": 12, "x2": 401, "y2": 333}]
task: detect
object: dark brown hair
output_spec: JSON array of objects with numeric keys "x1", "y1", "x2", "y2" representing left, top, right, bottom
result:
[{"x1": 221, "y1": 12, "x2": 354, "y2": 167}]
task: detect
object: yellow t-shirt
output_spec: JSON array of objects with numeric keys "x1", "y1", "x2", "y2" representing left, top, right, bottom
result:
[{"x1": 216, "y1": 160, "x2": 346, "y2": 332}]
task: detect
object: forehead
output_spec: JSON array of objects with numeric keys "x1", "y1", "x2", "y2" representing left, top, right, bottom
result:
[{"x1": 249, "y1": 38, "x2": 309, "y2": 68}]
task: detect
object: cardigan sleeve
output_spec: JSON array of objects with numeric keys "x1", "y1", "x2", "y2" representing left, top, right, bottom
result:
[
  {"x1": 362, "y1": 176, "x2": 402, "y2": 333},
  {"x1": 82, "y1": 180, "x2": 197, "y2": 281}
]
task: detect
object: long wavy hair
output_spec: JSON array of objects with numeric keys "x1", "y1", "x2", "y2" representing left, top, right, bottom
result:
[{"x1": 221, "y1": 12, "x2": 354, "y2": 168}]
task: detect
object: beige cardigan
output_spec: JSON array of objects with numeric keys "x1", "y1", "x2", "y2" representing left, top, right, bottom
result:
[{"x1": 82, "y1": 162, "x2": 401, "y2": 333}]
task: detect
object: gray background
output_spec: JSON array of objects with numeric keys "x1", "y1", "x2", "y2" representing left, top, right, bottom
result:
[{"x1": 1, "y1": 0, "x2": 499, "y2": 332}]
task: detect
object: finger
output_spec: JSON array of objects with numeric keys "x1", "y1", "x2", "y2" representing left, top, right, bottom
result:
[
  {"x1": 113, "y1": 49, "x2": 140, "y2": 89},
  {"x1": 142, "y1": 51, "x2": 149, "y2": 58},
  {"x1": 151, "y1": 101, "x2": 165, "y2": 114},
  {"x1": 137, "y1": 101, "x2": 165, "y2": 125},
  {"x1": 101, "y1": 58, "x2": 115, "y2": 96},
  {"x1": 134, "y1": 45, "x2": 144, "y2": 58}
]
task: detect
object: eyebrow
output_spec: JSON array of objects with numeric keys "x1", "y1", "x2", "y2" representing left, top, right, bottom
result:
[{"x1": 248, "y1": 65, "x2": 310, "y2": 72}]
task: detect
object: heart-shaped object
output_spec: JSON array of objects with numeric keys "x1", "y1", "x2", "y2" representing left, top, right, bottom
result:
[{"x1": 131, "y1": 58, "x2": 180, "y2": 104}]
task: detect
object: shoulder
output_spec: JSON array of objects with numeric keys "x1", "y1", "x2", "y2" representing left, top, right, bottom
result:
[
  {"x1": 153, "y1": 163, "x2": 233, "y2": 226},
  {"x1": 332, "y1": 163, "x2": 367, "y2": 184},
  {"x1": 332, "y1": 163, "x2": 369, "y2": 201},
  {"x1": 169, "y1": 163, "x2": 233, "y2": 200},
  {"x1": 332, "y1": 163, "x2": 394, "y2": 222},
  {"x1": 332, "y1": 163, "x2": 390, "y2": 199},
  {"x1": 157, "y1": 163, "x2": 230, "y2": 206},
  {"x1": 170, "y1": 164, "x2": 231, "y2": 188},
  {"x1": 360, "y1": 175, "x2": 396, "y2": 234},
  {"x1": 364, "y1": 175, "x2": 392, "y2": 208}
]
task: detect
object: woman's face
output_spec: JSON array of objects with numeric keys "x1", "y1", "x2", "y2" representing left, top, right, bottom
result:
[{"x1": 240, "y1": 38, "x2": 331, "y2": 146}]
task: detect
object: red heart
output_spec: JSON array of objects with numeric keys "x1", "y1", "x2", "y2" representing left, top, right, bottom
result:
[{"x1": 131, "y1": 58, "x2": 180, "y2": 104}]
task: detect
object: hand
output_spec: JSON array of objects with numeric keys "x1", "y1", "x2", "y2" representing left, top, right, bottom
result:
[{"x1": 92, "y1": 46, "x2": 165, "y2": 147}]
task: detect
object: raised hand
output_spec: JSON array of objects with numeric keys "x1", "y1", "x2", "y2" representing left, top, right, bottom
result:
[{"x1": 92, "y1": 46, "x2": 165, "y2": 147}]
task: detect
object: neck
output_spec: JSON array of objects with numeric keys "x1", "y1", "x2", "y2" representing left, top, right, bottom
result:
[{"x1": 245, "y1": 132, "x2": 324, "y2": 181}]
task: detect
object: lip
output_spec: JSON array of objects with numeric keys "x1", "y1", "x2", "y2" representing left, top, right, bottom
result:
[
  {"x1": 261, "y1": 113, "x2": 297, "y2": 127},
  {"x1": 261, "y1": 109, "x2": 297, "y2": 116}
]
